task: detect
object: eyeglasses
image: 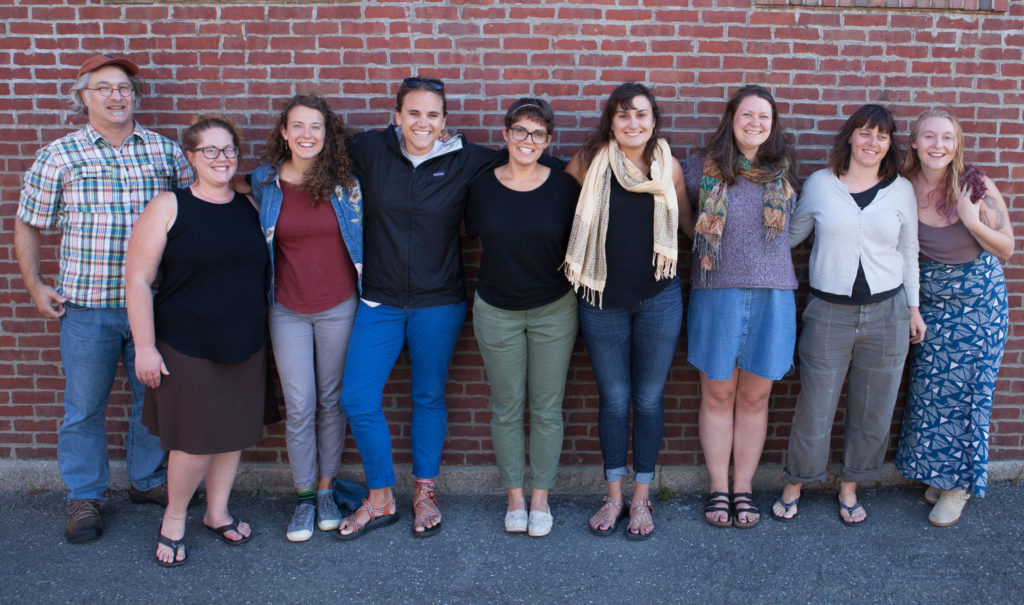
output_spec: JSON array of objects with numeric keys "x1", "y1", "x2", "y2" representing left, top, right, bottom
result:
[
  {"x1": 193, "y1": 146, "x2": 240, "y2": 160},
  {"x1": 83, "y1": 84, "x2": 134, "y2": 98},
  {"x1": 509, "y1": 126, "x2": 549, "y2": 144},
  {"x1": 402, "y1": 77, "x2": 444, "y2": 91}
]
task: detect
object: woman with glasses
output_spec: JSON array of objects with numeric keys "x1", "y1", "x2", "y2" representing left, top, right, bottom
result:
[
  {"x1": 896, "y1": 110, "x2": 1014, "y2": 527},
  {"x1": 465, "y1": 98, "x2": 580, "y2": 537},
  {"x1": 249, "y1": 95, "x2": 363, "y2": 542},
  {"x1": 565, "y1": 83, "x2": 690, "y2": 540},
  {"x1": 685, "y1": 85, "x2": 798, "y2": 529},
  {"x1": 337, "y1": 76, "x2": 505, "y2": 539},
  {"x1": 126, "y1": 116, "x2": 271, "y2": 566}
]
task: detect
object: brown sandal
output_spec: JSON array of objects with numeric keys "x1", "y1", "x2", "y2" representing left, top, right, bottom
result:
[
  {"x1": 589, "y1": 496, "x2": 626, "y2": 536},
  {"x1": 412, "y1": 479, "x2": 442, "y2": 538},
  {"x1": 625, "y1": 499, "x2": 654, "y2": 541},
  {"x1": 334, "y1": 496, "x2": 399, "y2": 541}
]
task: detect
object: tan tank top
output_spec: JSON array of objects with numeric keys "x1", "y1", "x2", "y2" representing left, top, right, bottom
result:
[{"x1": 918, "y1": 221, "x2": 982, "y2": 264}]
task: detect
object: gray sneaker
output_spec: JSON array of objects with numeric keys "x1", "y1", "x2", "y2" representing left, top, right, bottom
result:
[
  {"x1": 286, "y1": 503, "x2": 315, "y2": 542},
  {"x1": 316, "y1": 490, "x2": 342, "y2": 531}
]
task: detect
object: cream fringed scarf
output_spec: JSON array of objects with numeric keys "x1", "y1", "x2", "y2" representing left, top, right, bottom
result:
[{"x1": 563, "y1": 138, "x2": 678, "y2": 308}]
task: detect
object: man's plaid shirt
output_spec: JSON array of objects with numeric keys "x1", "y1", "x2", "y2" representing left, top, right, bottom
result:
[{"x1": 17, "y1": 123, "x2": 193, "y2": 307}]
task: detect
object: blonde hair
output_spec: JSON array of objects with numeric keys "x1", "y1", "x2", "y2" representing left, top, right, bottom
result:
[{"x1": 902, "y1": 109, "x2": 966, "y2": 219}]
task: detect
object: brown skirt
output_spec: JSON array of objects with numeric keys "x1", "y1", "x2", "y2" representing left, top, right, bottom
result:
[{"x1": 142, "y1": 340, "x2": 279, "y2": 455}]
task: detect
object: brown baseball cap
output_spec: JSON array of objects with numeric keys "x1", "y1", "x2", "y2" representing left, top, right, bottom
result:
[{"x1": 76, "y1": 54, "x2": 139, "y2": 78}]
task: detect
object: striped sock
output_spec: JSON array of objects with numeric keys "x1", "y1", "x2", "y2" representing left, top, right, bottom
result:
[{"x1": 297, "y1": 488, "x2": 315, "y2": 505}]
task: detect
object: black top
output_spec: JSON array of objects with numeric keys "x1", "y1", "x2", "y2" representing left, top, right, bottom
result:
[
  {"x1": 465, "y1": 168, "x2": 580, "y2": 310},
  {"x1": 811, "y1": 174, "x2": 902, "y2": 306},
  {"x1": 347, "y1": 128, "x2": 500, "y2": 308},
  {"x1": 154, "y1": 187, "x2": 268, "y2": 363},
  {"x1": 593, "y1": 177, "x2": 676, "y2": 309}
]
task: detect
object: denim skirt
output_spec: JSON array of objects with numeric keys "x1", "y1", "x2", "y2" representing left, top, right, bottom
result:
[{"x1": 687, "y1": 288, "x2": 796, "y2": 381}]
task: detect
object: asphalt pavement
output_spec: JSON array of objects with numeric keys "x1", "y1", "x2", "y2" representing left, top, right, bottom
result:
[{"x1": 1, "y1": 484, "x2": 1022, "y2": 604}]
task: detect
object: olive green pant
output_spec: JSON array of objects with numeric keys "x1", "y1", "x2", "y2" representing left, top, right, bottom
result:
[{"x1": 472, "y1": 291, "x2": 577, "y2": 490}]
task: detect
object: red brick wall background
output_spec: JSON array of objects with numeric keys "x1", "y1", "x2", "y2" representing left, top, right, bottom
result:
[{"x1": 2, "y1": 1, "x2": 1022, "y2": 470}]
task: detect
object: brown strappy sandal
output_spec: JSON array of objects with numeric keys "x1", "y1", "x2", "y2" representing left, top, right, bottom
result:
[
  {"x1": 412, "y1": 478, "x2": 442, "y2": 538},
  {"x1": 625, "y1": 498, "x2": 654, "y2": 541},
  {"x1": 334, "y1": 496, "x2": 400, "y2": 541}
]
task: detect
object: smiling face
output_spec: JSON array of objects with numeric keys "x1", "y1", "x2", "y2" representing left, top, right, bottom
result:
[
  {"x1": 610, "y1": 94, "x2": 655, "y2": 154},
  {"x1": 732, "y1": 95, "x2": 773, "y2": 160},
  {"x1": 503, "y1": 117, "x2": 550, "y2": 168},
  {"x1": 848, "y1": 125, "x2": 892, "y2": 172},
  {"x1": 280, "y1": 105, "x2": 326, "y2": 163},
  {"x1": 186, "y1": 127, "x2": 237, "y2": 188},
  {"x1": 394, "y1": 89, "x2": 446, "y2": 156},
  {"x1": 81, "y1": 65, "x2": 136, "y2": 133},
  {"x1": 912, "y1": 116, "x2": 958, "y2": 172}
]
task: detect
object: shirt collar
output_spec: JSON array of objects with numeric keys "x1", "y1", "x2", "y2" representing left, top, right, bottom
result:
[{"x1": 84, "y1": 121, "x2": 145, "y2": 147}]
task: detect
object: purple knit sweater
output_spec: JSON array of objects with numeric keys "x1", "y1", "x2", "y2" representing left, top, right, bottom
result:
[{"x1": 683, "y1": 155, "x2": 797, "y2": 291}]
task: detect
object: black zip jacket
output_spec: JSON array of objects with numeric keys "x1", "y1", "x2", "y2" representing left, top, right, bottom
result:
[{"x1": 348, "y1": 127, "x2": 499, "y2": 308}]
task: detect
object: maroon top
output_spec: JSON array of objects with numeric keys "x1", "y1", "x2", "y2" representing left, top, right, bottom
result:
[
  {"x1": 918, "y1": 221, "x2": 982, "y2": 265},
  {"x1": 274, "y1": 180, "x2": 357, "y2": 314}
]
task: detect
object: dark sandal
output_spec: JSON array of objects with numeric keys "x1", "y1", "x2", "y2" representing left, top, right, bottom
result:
[
  {"x1": 772, "y1": 496, "x2": 800, "y2": 522},
  {"x1": 156, "y1": 533, "x2": 187, "y2": 567},
  {"x1": 704, "y1": 492, "x2": 732, "y2": 528},
  {"x1": 412, "y1": 479, "x2": 442, "y2": 539},
  {"x1": 625, "y1": 499, "x2": 654, "y2": 541},
  {"x1": 589, "y1": 496, "x2": 626, "y2": 536},
  {"x1": 335, "y1": 496, "x2": 400, "y2": 541},
  {"x1": 838, "y1": 498, "x2": 867, "y2": 526},
  {"x1": 204, "y1": 517, "x2": 251, "y2": 546},
  {"x1": 731, "y1": 493, "x2": 761, "y2": 529}
]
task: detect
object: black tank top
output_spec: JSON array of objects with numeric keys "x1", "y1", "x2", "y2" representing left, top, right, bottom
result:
[
  {"x1": 154, "y1": 187, "x2": 268, "y2": 362},
  {"x1": 599, "y1": 178, "x2": 674, "y2": 309}
]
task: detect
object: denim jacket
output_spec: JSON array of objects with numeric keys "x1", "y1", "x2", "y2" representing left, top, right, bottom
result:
[{"x1": 251, "y1": 163, "x2": 363, "y2": 304}]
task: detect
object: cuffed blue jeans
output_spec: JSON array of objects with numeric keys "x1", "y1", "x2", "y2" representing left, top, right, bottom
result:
[
  {"x1": 340, "y1": 301, "x2": 466, "y2": 489},
  {"x1": 58, "y1": 303, "x2": 167, "y2": 502},
  {"x1": 578, "y1": 284, "x2": 682, "y2": 484}
]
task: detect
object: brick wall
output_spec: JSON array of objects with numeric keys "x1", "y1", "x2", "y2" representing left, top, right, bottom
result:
[{"x1": 2, "y1": 0, "x2": 1022, "y2": 471}]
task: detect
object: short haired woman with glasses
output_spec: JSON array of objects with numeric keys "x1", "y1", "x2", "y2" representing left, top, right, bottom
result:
[
  {"x1": 336, "y1": 76, "x2": 508, "y2": 540},
  {"x1": 464, "y1": 98, "x2": 580, "y2": 537},
  {"x1": 249, "y1": 94, "x2": 363, "y2": 543},
  {"x1": 126, "y1": 115, "x2": 272, "y2": 566}
]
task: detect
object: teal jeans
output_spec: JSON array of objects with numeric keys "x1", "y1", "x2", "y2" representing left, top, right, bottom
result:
[{"x1": 472, "y1": 291, "x2": 578, "y2": 490}]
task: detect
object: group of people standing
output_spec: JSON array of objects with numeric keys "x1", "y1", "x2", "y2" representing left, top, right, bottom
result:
[{"x1": 15, "y1": 55, "x2": 1013, "y2": 566}]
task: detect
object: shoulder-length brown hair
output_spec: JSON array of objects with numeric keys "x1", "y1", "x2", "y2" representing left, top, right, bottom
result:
[
  {"x1": 703, "y1": 84, "x2": 796, "y2": 185},
  {"x1": 261, "y1": 94, "x2": 356, "y2": 204},
  {"x1": 580, "y1": 82, "x2": 664, "y2": 169},
  {"x1": 827, "y1": 104, "x2": 902, "y2": 182}
]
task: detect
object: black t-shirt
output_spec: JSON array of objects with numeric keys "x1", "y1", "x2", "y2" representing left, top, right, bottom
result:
[
  {"x1": 811, "y1": 174, "x2": 902, "y2": 305},
  {"x1": 464, "y1": 168, "x2": 579, "y2": 310},
  {"x1": 597, "y1": 177, "x2": 676, "y2": 309}
]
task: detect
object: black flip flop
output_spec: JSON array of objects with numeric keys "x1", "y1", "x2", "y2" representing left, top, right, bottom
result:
[
  {"x1": 156, "y1": 533, "x2": 187, "y2": 567},
  {"x1": 204, "y1": 517, "x2": 251, "y2": 546},
  {"x1": 772, "y1": 496, "x2": 800, "y2": 522}
]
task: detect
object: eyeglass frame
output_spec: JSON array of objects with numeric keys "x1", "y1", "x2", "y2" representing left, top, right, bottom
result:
[
  {"x1": 508, "y1": 125, "x2": 550, "y2": 145},
  {"x1": 191, "y1": 145, "x2": 240, "y2": 160},
  {"x1": 82, "y1": 84, "x2": 135, "y2": 98}
]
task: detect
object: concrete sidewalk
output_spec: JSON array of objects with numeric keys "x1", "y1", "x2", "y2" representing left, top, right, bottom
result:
[{"x1": 1, "y1": 484, "x2": 1022, "y2": 604}]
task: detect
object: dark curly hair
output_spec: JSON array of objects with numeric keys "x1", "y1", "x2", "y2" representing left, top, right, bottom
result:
[
  {"x1": 580, "y1": 82, "x2": 664, "y2": 169},
  {"x1": 261, "y1": 94, "x2": 356, "y2": 205},
  {"x1": 703, "y1": 84, "x2": 796, "y2": 185}
]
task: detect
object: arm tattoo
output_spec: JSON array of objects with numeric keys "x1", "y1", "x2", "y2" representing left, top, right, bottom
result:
[{"x1": 980, "y1": 194, "x2": 1007, "y2": 230}]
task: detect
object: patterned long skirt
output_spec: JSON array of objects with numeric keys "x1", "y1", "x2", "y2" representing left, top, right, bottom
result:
[{"x1": 895, "y1": 252, "x2": 1008, "y2": 497}]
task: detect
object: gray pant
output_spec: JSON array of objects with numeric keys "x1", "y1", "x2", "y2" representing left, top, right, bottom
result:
[
  {"x1": 269, "y1": 295, "x2": 358, "y2": 491},
  {"x1": 783, "y1": 295, "x2": 910, "y2": 484},
  {"x1": 473, "y1": 291, "x2": 577, "y2": 490}
]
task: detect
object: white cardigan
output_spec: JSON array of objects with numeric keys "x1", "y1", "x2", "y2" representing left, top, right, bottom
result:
[{"x1": 790, "y1": 169, "x2": 919, "y2": 307}]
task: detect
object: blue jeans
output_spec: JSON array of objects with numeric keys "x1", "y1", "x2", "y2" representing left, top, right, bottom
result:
[
  {"x1": 58, "y1": 304, "x2": 167, "y2": 502},
  {"x1": 578, "y1": 284, "x2": 682, "y2": 484},
  {"x1": 340, "y1": 301, "x2": 467, "y2": 489}
]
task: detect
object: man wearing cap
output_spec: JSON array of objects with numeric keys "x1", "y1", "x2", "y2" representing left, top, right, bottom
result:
[{"x1": 14, "y1": 54, "x2": 193, "y2": 543}]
